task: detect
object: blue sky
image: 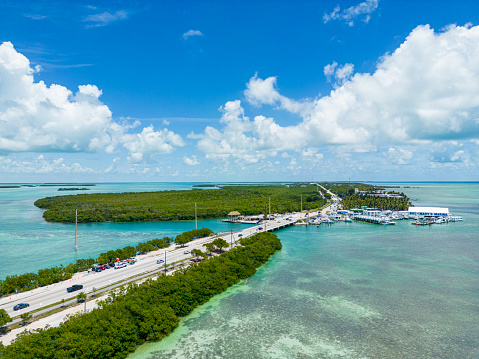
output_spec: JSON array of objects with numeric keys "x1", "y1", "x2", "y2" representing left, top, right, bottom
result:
[{"x1": 1, "y1": 0, "x2": 479, "y2": 182}]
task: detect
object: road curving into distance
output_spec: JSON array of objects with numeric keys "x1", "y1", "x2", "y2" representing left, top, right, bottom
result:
[{"x1": 0, "y1": 194, "x2": 338, "y2": 332}]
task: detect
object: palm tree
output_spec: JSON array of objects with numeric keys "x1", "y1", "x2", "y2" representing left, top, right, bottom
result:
[
  {"x1": 76, "y1": 291, "x2": 86, "y2": 303},
  {"x1": 20, "y1": 312, "x2": 32, "y2": 326}
]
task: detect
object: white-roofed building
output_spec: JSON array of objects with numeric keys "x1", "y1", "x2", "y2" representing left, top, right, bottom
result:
[{"x1": 408, "y1": 207, "x2": 449, "y2": 219}]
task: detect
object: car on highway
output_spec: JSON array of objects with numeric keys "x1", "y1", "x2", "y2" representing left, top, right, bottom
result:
[
  {"x1": 115, "y1": 262, "x2": 127, "y2": 269},
  {"x1": 184, "y1": 250, "x2": 190, "y2": 254},
  {"x1": 13, "y1": 303, "x2": 29, "y2": 311},
  {"x1": 238, "y1": 234, "x2": 243, "y2": 237},
  {"x1": 157, "y1": 259, "x2": 164, "y2": 264},
  {"x1": 67, "y1": 284, "x2": 83, "y2": 293}
]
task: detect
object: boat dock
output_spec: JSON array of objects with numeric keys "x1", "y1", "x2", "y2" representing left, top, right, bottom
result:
[{"x1": 353, "y1": 214, "x2": 395, "y2": 225}]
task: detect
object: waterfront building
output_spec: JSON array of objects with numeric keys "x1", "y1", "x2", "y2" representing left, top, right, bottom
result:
[{"x1": 408, "y1": 207, "x2": 449, "y2": 218}]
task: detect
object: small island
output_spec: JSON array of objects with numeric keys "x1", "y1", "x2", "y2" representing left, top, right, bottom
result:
[
  {"x1": 34, "y1": 183, "x2": 412, "y2": 224},
  {"x1": 57, "y1": 188, "x2": 91, "y2": 191},
  {"x1": 35, "y1": 184, "x2": 326, "y2": 223}
]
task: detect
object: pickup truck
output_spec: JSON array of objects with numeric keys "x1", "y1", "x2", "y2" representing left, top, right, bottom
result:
[{"x1": 67, "y1": 284, "x2": 83, "y2": 293}]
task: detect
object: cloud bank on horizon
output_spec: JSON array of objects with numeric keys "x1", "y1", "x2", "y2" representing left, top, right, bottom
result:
[
  {"x1": 1, "y1": 23, "x2": 478, "y2": 179},
  {"x1": 193, "y1": 24, "x2": 479, "y2": 166}
]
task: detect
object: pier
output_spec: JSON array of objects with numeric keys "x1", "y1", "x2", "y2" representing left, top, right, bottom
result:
[{"x1": 353, "y1": 214, "x2": 395, "y2": 225}]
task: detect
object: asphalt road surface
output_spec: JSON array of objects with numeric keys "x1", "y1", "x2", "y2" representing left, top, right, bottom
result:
[{"x1": 1, "y1": 210, "x2": 328, "y2": 325}]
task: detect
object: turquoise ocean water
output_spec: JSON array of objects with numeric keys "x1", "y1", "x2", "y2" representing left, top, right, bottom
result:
[
  {"x1": 1, "y1": 182, "x2": 478, "y2": 358},
  {"x1": 128, "y1": 183, "x2": 479, "y2": 359},
  {"x1": 0, "y1": 183, "x2": 246, "y2": 279}
]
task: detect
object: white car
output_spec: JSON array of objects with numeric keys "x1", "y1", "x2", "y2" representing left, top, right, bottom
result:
[
  {"x1": 184, "y1": 250, "x2": 190, "y2": 254},
  {"x1": 114, "y1": 262, "x2": 127, "y2": 269}
]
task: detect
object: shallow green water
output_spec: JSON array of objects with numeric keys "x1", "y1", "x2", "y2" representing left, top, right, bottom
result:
[
  {"x1": 0, "y1": 183, "x2": 247, "y2": 279},
  {"x1": 129, "y1": 183, "x2": 479, "y2": 359},
  {"x1": 1, "y1": 182, "x2": 477, "y2": 358}
]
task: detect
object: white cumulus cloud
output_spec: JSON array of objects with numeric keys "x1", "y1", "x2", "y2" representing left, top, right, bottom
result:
[
  {"x1": 0, "y1": 42, "x2": 185, "y2": 162},
  {"x1": 0, "y1": 42, "x2": 113, "y2": 153},
  {"x1": 324, "y1": 61, "x2": 355, "y2": 88},
  {"x1": 195, "y1": 24, "x2": 479, "y2": 167},
  {"x1": 183, "y1": 155, "x2": 200, "y2": 165},
  {"x1": 324, "y1": 0, "x2": 379, "y2": 26},
  {"x1": 194, "y1": 100, "x2": 308, "y2": 165},
  {"x1": 183, "y1": 29, "x2": 203, "y2": 40},
  {"x1": 122, "y1": 126, "x2": 185, "y2": 163}
]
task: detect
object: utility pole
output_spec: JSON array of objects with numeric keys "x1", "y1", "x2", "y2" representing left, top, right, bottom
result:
[
  {"x1": 230, "y1": 229, "x2": 233, "y2": 247},
  {"x1": 269, "y1": 197, "x2": 271, "y2": 220},
  {"x1": 195, "y1": 202, "x2": 197, "y2": 230},
  {"x1": 164, "y1": 251, "x2": 167, "y2": 272},
  {"x1": 75, "y1": 209, "x2": 78, "y2": 250}
]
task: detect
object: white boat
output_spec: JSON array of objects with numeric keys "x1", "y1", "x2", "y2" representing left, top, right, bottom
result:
[
  {"x1": 380, "y1": 216, "x2": 395, "y2": 225},
  {"x1": 309, "y1": 218, "x2": 322, "y2": 225},
  {"x1": 435, "y1": 217, "x2": 447, "y2": 224}
]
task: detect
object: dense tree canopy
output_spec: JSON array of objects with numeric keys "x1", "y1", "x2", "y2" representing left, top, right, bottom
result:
[
  {"x1": 321, "y1": 183, "x2": 411, "y2": 211},
  {"x1": 341, "y1": 193, "x2": 411, "y2": 211},
  {"x1": 0, "y1": 309, "x2": 11, "y2": 328},
  {"x1": 1, "y1": 232, "x2": 282, "y2": 359},
  {"x1": 174, "y1": 228, "x2": 213, "y2": 247},
  {"x1": 34, "y1": 184, "x2": 325, "y2": 223}
]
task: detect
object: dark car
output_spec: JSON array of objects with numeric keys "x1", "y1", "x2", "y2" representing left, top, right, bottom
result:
[
  {"x1": 94, "y1": 267, "x2": 102, "y2": 272},
  {"x1": 13, "y1": 303, "x2": 29, "y2": 311},
  {"x1": 67, "y1": 284, "x2": 83, "y2": 293}
]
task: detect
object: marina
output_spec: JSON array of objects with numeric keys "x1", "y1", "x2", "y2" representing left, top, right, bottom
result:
[
  {"x1": 128, "y1": 182, "x2": 478, "y2": 359},
  {"x1": 0, "y1": 182, "x2": 475, "y2": 359},
  {"x1": 304, "y1": 206, "x2": 462, "y2": 227}
]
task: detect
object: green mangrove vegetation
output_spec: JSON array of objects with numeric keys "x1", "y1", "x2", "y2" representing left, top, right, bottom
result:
[
  {"x1": 0, "y1": 229, "x2": 212, "y2": 298},
  {"x1": 323, "y1": 182, "x2": 412, "y2": 210},
  {"x1": 341, "y1": 193, "x2": 412, "y2": 210},
  {"x1": 0, "y1": 232, "x2": 282, "y2": 358},
  {"x1": 175, "y1": 228, "x2": 213, "y2": 246},
  {"x1": 0, "y1": 309, "x2": 11, "y2": 329},
  {"x1": 34, "y1": 184, "x2": 325, "y2": 223}
]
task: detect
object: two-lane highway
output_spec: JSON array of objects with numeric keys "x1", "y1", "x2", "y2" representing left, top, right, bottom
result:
[{"x1": 0, "y1": 210, "x2": 324, "y2": 322}]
